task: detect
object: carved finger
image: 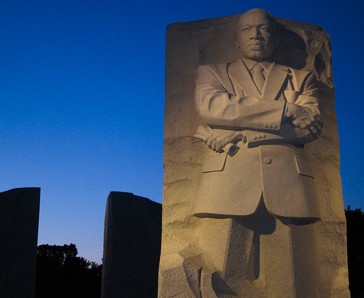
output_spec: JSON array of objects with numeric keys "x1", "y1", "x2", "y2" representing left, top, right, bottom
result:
[
  {"x1": 313, "y1": 119, "x2": 323, "y2": 130},
  {"x1": 313, "y1": 122, "x2": 322, "y2": 135},
  {"x1": 305, "y1": 131, "x2": 315, "y2": 141},
  {"x1": 206, "y1": 135, "x2": 213, "y2": 147},
  {"x1": 211, "y1": 138, "x2": 218, "y2": 151},
  {"x1": 308, "y1": 125, "x2": 321, "y2": 139},
  {"x1": 309, "y1": 125, "x2": 317, "y2": 134}
]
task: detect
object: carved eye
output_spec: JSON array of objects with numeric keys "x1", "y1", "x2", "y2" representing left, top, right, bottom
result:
[{"x1": 260, "y1": 26, "x2": 272, "y2": 34}]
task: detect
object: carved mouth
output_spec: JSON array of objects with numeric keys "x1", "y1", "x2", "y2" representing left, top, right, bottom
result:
[{"x1": 249, "y1": 44, "x2": 264, "y2": 51}]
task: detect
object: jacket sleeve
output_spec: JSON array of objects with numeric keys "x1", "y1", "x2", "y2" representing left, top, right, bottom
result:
[
  {"x1": 245, "y1": 71, "x2": 321, "y2": 146},
  {"x1": 294, "y1": 71, "x2": 320, "y2": 116},
  {"x1": 195, "y1": 64, "x2": 321, "y2": 147},
  {"x1": 195, "y1": 64, "x2": 286, "y2": 132}
]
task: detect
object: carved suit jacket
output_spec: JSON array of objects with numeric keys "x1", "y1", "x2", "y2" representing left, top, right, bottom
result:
[{"x1": 194, "y1": 59, "x2": 320, "y2": 219}]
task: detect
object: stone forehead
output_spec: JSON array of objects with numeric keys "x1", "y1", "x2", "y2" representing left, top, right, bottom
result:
[{"x1": 238, "y1": 8, "x2": 274, "y2": 27}]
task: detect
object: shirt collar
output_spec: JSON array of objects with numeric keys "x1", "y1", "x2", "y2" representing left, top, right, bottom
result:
[{"x1": 241, "y1": 58, "x2": 273, "y2": 72}]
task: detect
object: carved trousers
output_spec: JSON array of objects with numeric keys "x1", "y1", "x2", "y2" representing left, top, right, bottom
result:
[{"x1": 197, "y1": 200, "x2": 319, "y2": 298}]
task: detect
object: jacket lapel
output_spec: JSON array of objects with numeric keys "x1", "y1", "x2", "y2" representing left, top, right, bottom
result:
[
  {"x1": 228, "y1": 60, "x2": 261, "y2": 98},
  {"x1": 262, "y1": 64, "x2": 290, "y2": 101}
]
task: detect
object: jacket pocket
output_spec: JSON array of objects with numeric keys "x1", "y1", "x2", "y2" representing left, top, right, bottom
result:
[
  {"x1": 202, "y1": 153, "x2": 227, "y2": 173},
  {"x1": 294, "y1": 154, "x2": 314, "y2": 178}
]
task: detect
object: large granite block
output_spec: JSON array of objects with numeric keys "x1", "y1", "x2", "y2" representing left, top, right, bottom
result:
[
  {"x1": 0, "y1": 187, "x2": 40, "y2": 298},
  {"x1": 101, "y1": 192, "x2": 161, "y2": 298},
  {"x1": 159, "y1": 8, "x2": 349, "y2": 297}
]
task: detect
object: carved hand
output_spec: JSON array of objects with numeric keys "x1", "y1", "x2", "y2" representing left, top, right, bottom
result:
[
  {"x1": 205, "y1": 129, "x2": 243, "y2": 153},
  {"x1": 194, "y1": 125, "x2": 243, "y2": 153},
  {"x1": 285, "y1": 103, "x2": 322, "y2": 138}
]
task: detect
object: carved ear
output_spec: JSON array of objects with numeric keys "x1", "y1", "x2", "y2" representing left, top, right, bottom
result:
[{"x1": 234, "y1": 35, "x2": 239, "y2": 48}]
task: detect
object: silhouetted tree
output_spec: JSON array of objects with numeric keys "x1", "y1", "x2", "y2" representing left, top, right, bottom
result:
[
  {"x1": 36, "y1": 243, "x2": 102, "y2": 298},
  {"x1": 346, "y1": 206, "x2": 364, "y2": 298},
  {"x1": 35, "y1": 210, "x2": 363, "y2": 298}
]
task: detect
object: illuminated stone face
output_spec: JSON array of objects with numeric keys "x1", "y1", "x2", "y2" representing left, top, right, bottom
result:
[{"x1": 237, "y1": 9, "x2": 276, "y2": 61}]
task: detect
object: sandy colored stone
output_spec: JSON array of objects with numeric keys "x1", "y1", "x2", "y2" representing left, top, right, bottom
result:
[{"x1": 159, "y1": 8, "x2": 349, "y2": 298}]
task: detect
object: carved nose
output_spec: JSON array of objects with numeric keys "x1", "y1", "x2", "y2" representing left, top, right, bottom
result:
[{"x1": 250, "y1": 27, "x2": 260, "y2": 38}]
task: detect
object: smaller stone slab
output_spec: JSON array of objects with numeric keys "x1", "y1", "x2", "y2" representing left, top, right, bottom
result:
[
  {"x1": 101, "y1": 192, "x2": 161, "y2": 298},
  {"x1": 0, "y1": 187, "x2": 40, "y2": 298}
]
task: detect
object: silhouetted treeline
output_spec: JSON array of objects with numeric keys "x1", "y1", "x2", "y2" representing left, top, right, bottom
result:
[
  {"x1": 346, "y1": 206, "x2": 364, "y2": 298},
  {"x1": 35, "y1": 208, "x2": 363, "y2": 298},
  {"x1": 36, "y1": 243, "x2": 101, "y2": 298}
]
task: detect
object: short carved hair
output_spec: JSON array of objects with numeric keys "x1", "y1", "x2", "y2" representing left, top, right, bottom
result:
[{"x1": 238, "y1": 8, "x2": 277, "y2": 34}]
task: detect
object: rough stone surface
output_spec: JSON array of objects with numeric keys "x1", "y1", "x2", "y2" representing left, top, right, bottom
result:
[
  {"x1": 0, "y1": 187, "x2": 40, "y2": 298},
  {"x1": 159, "y1": 11, "x2": 349, "y2": 298},
  {"x1": 101, "y1": 192, "x2": 161, "y2": 298}
]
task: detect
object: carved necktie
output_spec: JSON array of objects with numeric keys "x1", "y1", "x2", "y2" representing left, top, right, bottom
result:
[{"x1": 252, "y1": 63, "x2": 265, "y2": 93}]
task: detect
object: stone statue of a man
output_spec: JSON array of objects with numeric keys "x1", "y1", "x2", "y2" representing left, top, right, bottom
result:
[
  {"x1": 193, "y1": 8, "x2": 323, "y2": 296},
  {"x1": 159, "y1": 7, "x2": 349, "y2": 298}
]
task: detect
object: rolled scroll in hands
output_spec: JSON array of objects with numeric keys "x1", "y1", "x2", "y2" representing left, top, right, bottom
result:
[{"x1": 194, "y1": 124, "x2": 244, "y2": 156}]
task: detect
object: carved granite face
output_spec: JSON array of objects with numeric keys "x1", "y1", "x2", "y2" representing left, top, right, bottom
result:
[{"x1": 237, "y1": 9, "x2": 276, "y2": 61}]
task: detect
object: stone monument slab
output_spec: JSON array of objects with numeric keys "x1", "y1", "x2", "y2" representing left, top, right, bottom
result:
[
  {"x1": 159, "y1": 8, "x2": 349, "y2": 297},
  {"x1": 101, "y1": 192, "x2": 161, "y2": 298},
  {"x1": 0, "y1": 187, "x2": 40, "y2": 298}
]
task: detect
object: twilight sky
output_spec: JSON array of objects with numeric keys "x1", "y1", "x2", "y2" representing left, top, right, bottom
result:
[{"x1": 0, "y1": 0, "x2": 363, "y2": 263}]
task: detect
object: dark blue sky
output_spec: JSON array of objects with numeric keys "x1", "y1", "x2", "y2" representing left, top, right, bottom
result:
[{"x1": 0, "y1": 0, "x2": 363, "y2": 262}]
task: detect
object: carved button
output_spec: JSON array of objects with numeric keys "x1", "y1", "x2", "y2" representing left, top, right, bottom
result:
[
  {"x1": 263, "y1": 157, "x2": 272, "y2": 164},
  {"x1": 257, "y1": 135, "x2": 261, "y2": 139},
  {"x1": 253, "y1": 136, "x2": 257, "y2": 140},
  {"x1": 269, "y1": 124, "x2": 273, "y2": 128},
  {"x1": 262, "y1": 134, "x2": 266, "y2": 138},
  {"x1": 264, "y1": 123, "x2": 268, "y2": 128},
  {"x1": 273, "y1": 124, "x2": 277, "y2": 129}
]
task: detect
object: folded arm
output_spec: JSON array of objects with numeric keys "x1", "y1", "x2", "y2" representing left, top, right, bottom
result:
[
  {"x1": 194, "y1": 65, "x2": 322, "y2": 149},
  {"x1": 195, "y1": 65, "x2": 285, "y2": 132}
]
